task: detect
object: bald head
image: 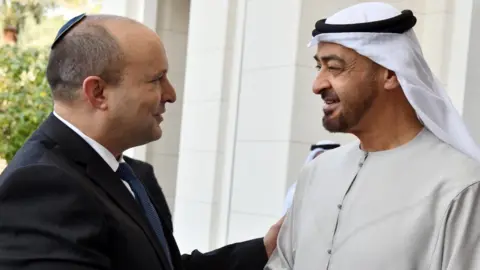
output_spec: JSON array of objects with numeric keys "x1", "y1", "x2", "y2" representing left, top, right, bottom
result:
[
  {"x1": 45, "y1": 13, "x2": 175, "y2": 154},
  {"x1": 46, "y1": 15, "x2": 149, "y2": 102}
]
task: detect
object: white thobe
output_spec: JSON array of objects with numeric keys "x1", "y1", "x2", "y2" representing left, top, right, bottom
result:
[{"x1": 266, "y1": 129, "x2": 480, "y2": 270}]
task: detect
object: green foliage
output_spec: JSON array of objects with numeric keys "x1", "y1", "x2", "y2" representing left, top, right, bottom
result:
[
  {"x1": 0, "y1": 45, "x2": 52, "y2": 162},
  {"x1": 17, "y1": 15, "x2": 65, "y2": 47},
  {"x1": 1, "y1": 0, "x2": 50, "y2": 33},
  {"x1": 0, "y1": 0, "x2": 90, "y2": 41}
]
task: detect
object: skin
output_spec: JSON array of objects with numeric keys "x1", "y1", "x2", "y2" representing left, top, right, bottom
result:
[
  {"x1": 54, "y1": 19, "x2": 176, "y2": 157},
  {"x1": 53, "y1": 17, "x2": 282, "y2": 257},
  {"x1": 313, "y1": 42, "x2": 423, "y2": 152}
]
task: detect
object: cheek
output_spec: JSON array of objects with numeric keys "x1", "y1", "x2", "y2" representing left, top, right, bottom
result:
[
  {"x1": 140, "y1": 91, "x2": 161, "y2": 113},
  {"x1": 334, "y1": 77, "x2": 361, "y2": 104},
  {"x1": 334, "y1": 89, "x2": 356, "y2": 117},
  {"x1": 107, "y1": 92, "x2": 129, "y2": 116}
]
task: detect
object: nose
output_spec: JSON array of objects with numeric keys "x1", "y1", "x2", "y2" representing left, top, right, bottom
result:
[
  {"x1": 312, "y1": 71, "x2": 332, "y2": 95},
  {"x1": 161, "y1": 77, "x2": 177, "y2": 104}
]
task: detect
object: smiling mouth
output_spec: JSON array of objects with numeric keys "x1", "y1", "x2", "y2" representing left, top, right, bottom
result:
[
  {"x1": 323, "y1": 99, "x2": 340, "y2": 115},
  {"x1": 154, "y1": 114, "x2": 163, "y2": 122},
  {"x1": 324, "y1": 100, "x2": 338, "y2": 105}
]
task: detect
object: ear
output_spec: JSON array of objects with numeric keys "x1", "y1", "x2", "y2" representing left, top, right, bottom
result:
[
  {"x1": 383, "y1": 69, "x2": 400, "y2": 91},
  {"x1": 82, "y1": 76, "x2": 108, "y2": 110}
]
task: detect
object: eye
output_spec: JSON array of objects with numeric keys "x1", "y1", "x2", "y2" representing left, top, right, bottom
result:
[
  {"x1": 315, "y1": 65, "x2": 341, "y2": 72},
  {"x1": 328, "y1": 66, "x2": 341, "y2": 70},
  {"x1": 151, "y1": 73, "x2": 164, "y2": 83}
]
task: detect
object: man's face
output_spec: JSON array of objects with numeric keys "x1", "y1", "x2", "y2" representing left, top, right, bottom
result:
[
  {"x1": 106, "y1": 26, "x2": 176, "y2": 147},
  {"x1": 313, "y1": 42, "x2": 380, "y2": 133}
]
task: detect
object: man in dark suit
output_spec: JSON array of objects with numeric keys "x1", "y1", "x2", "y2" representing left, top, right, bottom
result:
[{"x1": 0, "y1": 14, "x2": 283, "y2": 270}]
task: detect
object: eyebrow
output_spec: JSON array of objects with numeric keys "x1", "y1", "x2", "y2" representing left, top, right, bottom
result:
[
  {"x1": 149, "y1": 69, "x2": 167, "y2": 81},
  {"x1": 313, "y1": 54, "x2": 346, "y2": 64}
]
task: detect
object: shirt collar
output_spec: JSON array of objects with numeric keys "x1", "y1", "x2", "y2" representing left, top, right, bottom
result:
[{"x1": 53, "y1": 111, "x2": 123, "y2": 171}]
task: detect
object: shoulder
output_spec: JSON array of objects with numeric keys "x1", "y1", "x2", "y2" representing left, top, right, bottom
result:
[
  {"x1": 312, "y1": 140, "x2": 360, "y2": 165},
  {"x1": 2, "y1": 130, "x2": 56, "y2": 173},
  {"x1": 428, "y1": 137, "x2": 480, "y2": 185},
  {"x1": 321, "y1": 140, "x2": 360, "y2": 157},
  {"x1": 302, "y1": 140, "x2": 361, "y2": 174},
  {"x1": 1, "y1": 133, "x2": 73, "y2": 189},
  {"x1": 0, "y1": 164, "x2": 105, "y2": 222},
  {"x1": 1, "y1": 163, "x2": 95, "y2": 200},
  {"x1": 0, "y1": 164, "x2": 108, "y2": 267}
]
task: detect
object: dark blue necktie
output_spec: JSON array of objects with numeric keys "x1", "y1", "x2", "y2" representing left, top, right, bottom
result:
[{"x1": 116, "y1": 163, "x2": 173, "y2": 268}]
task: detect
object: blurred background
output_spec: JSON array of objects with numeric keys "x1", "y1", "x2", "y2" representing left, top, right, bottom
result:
[{"x1": 1, "y1": 0, "x2": 480, "y2": 255}]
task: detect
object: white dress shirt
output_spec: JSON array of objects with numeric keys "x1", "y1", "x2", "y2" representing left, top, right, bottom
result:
[{"x1": 53, "y1": 111, "x2": 135, "y2": 197}]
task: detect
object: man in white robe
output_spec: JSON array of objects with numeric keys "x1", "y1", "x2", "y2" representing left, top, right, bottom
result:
[
  {"x1": 265, "y1": 2, "x2": 480, "y2": 270},
  {"x1": 282, "y1": 140, "x2": 340, "y2": 214}
]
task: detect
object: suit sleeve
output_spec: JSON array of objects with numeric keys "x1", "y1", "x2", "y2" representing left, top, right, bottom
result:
[
  {"x1": 138, "y1": 160, "x2": 269, "y2": 270},
  {"x1": 0, "y1": 165, "x2": 110, "y2": 270},
  {"x1": 429, "y1": 182, "x2": 480, "y2": 270},
  {"x1": 181, "y1": 238, "x2": 268, "y2": 270}
]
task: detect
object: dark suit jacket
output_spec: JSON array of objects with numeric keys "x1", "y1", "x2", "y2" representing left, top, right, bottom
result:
[{"x1": 0, "y1": 114, "x2": 268, "y2": 270}]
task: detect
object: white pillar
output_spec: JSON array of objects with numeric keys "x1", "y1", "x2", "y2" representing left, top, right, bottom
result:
[
  {"x1": 146, "y1": 0, "x2": 190, "y2": 212},
  {"x1": 173, "y1": 0, "x2": 245, "y2": 253},
  {"x1": 459, "y1": 0, "x2": 480, "y2": 142},
  {"x1": 444, "y1": 0, "x2": 472, "y2": 112}
]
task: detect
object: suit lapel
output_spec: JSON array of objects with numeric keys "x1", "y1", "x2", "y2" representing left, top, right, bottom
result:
[
  {"x1": 127, "y1": 159, "x2": 173, "y2": 232},
  {"x1": 126, "y1": 157, "x2": 182, "y2": 268},
  {"x1": 85, "y1": 162, "x2": 172, "y2": 269},
  {"x1": 40, "y1": 114, "x2": 172, "y2": 270}
]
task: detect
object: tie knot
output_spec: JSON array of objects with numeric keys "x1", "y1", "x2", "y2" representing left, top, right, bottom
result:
[{"x1": 116, "y1": 163, "x2": 137, "y2": 184}]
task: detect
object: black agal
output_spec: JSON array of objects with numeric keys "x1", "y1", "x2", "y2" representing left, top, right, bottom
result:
[{"x1": 312, "y1": 9, "x2": 416, "y2": 37}]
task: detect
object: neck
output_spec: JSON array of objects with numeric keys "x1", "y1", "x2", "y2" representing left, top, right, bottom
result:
[
  {"x1": 54, "y1": 103, "x2": 124, "y2": 157},
  {"x1": 351, "y1": 98, "x2": 424, "y2": 152}
]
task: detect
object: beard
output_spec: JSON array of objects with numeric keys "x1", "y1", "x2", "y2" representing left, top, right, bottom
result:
[
  {"x1": 322, "y1": 112, "x2": 349, "y2": 133},
  {"x1": 322, "y1": 82, "x2": 378, "y2": 133}
]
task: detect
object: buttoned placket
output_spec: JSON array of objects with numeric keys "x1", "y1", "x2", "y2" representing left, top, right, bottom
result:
[{"x1": 325, "y1": 151, "x2": 369, "y2": 269}]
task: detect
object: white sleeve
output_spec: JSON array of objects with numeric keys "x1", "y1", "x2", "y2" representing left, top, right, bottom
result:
[
  {"x1": 265, "y1": 201, "x2": 295, "y2": 270},
  {"x1": 265, "y1": 166, "x2": 313, "y2": 270},
  {"x1": 429, "y1": 182, "x2": 480, "y2": 270}
]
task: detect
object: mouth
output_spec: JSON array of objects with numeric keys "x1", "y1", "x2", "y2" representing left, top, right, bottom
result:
[
  {"x1": 322, "y1": 98, "x2": 340, "y2": 115},
  {"x1": 153, "y1": 113, "x2": 163, "y2": 123}
]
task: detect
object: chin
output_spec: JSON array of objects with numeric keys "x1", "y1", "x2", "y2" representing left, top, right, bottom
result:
[
  {"x1": 322, "y1": 116, "x2": 349, "y2": 133},
  {"x1": 152, "y1": 126, "x2": 163, "y2": 140}
]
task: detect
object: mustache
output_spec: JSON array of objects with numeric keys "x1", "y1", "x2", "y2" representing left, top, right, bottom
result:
[{"x1": 321, "y1": 90, "x2": 340, "y2": 101}]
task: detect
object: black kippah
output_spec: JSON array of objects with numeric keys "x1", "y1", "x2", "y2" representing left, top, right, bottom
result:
[
  {"x1": 51, "y1": 13, "x2": 87, "y2": 49},
  {"x1": 312, "y1": 9, "x2": 416, "y2": 37}
]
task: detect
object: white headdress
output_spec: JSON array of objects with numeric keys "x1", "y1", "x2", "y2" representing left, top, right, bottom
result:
[{"x1": 308, "y1": 2, "x2": 480, "y2": 162}]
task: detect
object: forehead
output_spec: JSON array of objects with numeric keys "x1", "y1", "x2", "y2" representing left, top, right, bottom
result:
[
  {"x1": 316, "y1": 42, "x2": 358, "y2": 60},
  {"x1": 111, "y1": 22, "x2": 168, "y2": 71}
]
